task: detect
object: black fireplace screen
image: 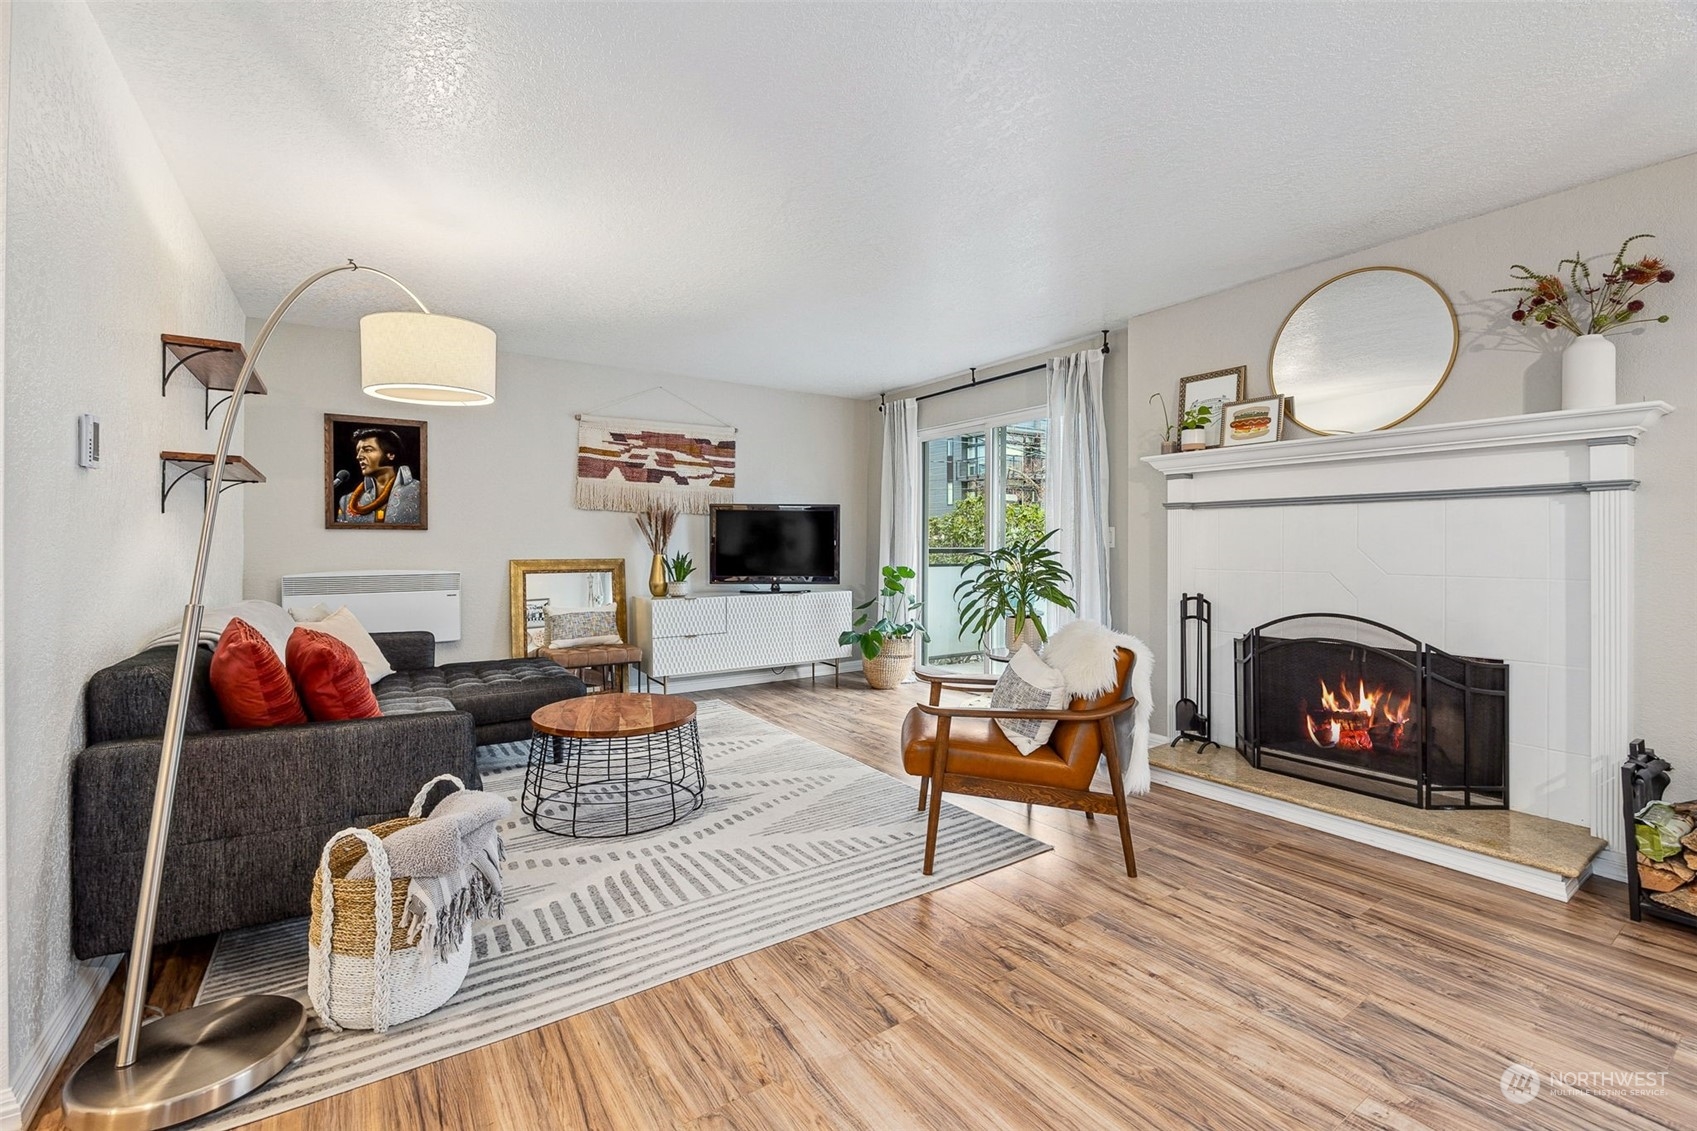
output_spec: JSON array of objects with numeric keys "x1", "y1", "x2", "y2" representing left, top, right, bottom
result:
[{"x1": 1235, "y1": 614, "x2": 1507, "y2": 809}]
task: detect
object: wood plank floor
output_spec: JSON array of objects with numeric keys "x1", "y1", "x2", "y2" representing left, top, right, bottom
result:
[{"x1": 32, "y1": 676, "x2": 1697, "y2": 1130}]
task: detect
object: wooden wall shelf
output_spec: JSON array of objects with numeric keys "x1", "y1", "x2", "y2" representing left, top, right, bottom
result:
[
  {"x1": 160, "y1": 452, "x2": 266, "y2": 512},
  {"x1": 161, "y1": 334, "x2": 267, "y2": 425}
]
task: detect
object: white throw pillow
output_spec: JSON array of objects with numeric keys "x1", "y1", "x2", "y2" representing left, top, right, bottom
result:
[
  {"x1": 205, "y1": 600, "x2": 297, "y2": 661},
  {"x1": 989, "y1": 646, "x2": 1071, "y2": 755},
  {"x1": 312, "y1": 606, "x2": 395, "y2": 685},
  {"x1": 287, "y1": 602, "x2": 335, "y2": 624}
]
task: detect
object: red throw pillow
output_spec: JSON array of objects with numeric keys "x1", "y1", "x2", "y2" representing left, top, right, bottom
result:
[
  {"x1": 286, "y1": 627, "x2": 383, "y2": 722},
  {"x1": 210, "y1": 618, "x2": 308, "y2": 728}
]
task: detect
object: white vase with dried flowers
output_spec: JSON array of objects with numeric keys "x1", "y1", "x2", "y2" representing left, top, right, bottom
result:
[
  {"x1": 1497, "y1": 234, "x2": 1676, "y2": 411},
  {"x1": 633, "y1": 501, "x2": 679, "y2": 598}
]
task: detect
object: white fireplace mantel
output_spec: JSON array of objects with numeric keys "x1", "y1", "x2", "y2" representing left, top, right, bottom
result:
[
  {"x1": 1143, "y1": 402, "x2": 1672, "y2": 887},
  {"x1": 1144, "y1": 402, "x2": 1672, "y2": 478}
]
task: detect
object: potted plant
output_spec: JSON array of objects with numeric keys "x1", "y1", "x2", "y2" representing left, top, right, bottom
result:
[
  {"x1": 634, "y1": 501, "x2": 679, "y2": 597},
  {"x1": 666, "y1": 551, "x2": 696, "y2": 597},
  {"x1": 1496, "y1": 234, "x2": 1675, "y2": 410},
  {"x1": 1149, "y1": 392, "x2": 1178, "y2": 454},
  {"x1": 1179, "y1": 402, "x2": 1213, "y2": 451},
  {"x1": 953, "y1": 529, "x2": 1077, "y2": 654},
  {"x1": 839, "y1": 565, "x2": 928, "y2": 690}
]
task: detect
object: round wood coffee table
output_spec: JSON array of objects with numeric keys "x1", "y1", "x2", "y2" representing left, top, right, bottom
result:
[{"x1": 525, "y1": 693, "x2": 705, "y2": 837}]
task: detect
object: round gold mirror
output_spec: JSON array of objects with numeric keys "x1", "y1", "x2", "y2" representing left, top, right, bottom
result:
[{"x1": 1269, "y1": 267, "x2": 1459, "y2": 435}]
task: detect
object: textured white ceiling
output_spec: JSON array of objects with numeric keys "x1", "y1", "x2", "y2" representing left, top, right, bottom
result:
[{"x1": 90, "y1": 1, "x2": 1697, "y2": 397}]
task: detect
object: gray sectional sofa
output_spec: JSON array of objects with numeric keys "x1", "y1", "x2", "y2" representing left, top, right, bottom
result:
[{"x1": 72, "y1": 631, "x2": 584, "y2": 959}]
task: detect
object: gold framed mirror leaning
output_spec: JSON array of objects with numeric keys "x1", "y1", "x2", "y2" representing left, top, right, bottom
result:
[
  {"x1": 508, "y1": 559, "x2": 634, "y2": 691},
  {"x1": 1269, "y1": 266, "x2": 1460, "y2": 435}
]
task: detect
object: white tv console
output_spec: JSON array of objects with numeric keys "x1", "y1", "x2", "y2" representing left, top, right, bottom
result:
[{"x1": 632, "y1": 589, "x2": 854, "y2": 690}]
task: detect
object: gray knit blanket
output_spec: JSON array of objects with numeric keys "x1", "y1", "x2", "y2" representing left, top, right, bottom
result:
[{"x1": 347, "y1": 789, "x2": 510, "y2": 961}]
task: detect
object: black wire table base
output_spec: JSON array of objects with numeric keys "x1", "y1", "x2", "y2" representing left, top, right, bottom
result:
[{"x1": 523, "y1": 719, "x2": 705, "y2": 838}]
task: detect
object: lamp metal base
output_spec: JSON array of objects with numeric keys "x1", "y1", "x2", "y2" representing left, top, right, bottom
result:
[{"x1": 62, "y1": 994, "x2": 306, "y2": 1131}]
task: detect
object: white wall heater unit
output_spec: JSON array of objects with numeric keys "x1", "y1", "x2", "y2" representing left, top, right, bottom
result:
[{"x1": 280, "y1": 570, "x2": 461, "y2": 642}]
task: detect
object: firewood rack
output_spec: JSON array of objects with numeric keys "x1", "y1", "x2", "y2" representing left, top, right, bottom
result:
[{"x1": 1623, "y1": 740, "x2": 1697, "y2": 932}]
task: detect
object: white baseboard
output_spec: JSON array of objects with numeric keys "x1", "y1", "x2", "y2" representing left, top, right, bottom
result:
[
  {"x1": 9, "y1": 955, "x2": 119, "y2": 1128},
  {"x1": 1151, "y1": 768, "x2": 1590, "y2": 902},
  {"x1": 0, "y1": 1087, "x2": 22, "y2": 1131},
  {"x1": 1592, "y1": 846, "x2": 1627, "y2": 883},
  {"x1": 644, "y1": 660, "x2": 862, "y2": 695}
]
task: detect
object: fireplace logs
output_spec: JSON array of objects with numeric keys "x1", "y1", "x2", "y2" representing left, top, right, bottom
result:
[{"x1": 1236, "y1": 613, "x2": 1508, "y2": 809}]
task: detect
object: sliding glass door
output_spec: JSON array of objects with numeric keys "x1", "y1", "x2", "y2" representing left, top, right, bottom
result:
[{"x1": 921, "y1": 416, "x2": 1048, "y2": 665}]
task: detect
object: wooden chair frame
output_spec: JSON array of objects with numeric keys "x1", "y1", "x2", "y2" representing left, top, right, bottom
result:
[{"x1": 910, "y1": 669, "x2": 1140, "y2": 878}]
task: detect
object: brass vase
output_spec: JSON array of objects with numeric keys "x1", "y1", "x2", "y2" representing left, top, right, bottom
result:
[{"x1": 649, "y1": 553, "x2": 668, "y2": 597}]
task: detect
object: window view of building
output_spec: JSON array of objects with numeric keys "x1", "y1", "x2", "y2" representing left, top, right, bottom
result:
[{"x1": 921, "y1": 419, "x2": 1048, "y2": 663}]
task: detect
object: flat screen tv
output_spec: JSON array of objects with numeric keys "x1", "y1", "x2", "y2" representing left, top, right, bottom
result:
[{"x1": 710, "y1": 504, "x2": 840, "y2": 591}]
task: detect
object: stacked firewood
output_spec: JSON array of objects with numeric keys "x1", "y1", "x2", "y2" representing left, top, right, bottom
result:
[{"x1": 1636, "y1": 800, "x2": 1697, "y2": 915}]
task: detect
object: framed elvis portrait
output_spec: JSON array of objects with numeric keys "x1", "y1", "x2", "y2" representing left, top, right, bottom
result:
[{"x1": 324, "y1": 414, "x2": 428, "y2": 529}]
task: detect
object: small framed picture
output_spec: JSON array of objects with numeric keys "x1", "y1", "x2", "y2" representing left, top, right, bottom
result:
[
  {"x1": 1177, "y1": 366, "x2": 1247, "y2": 420},
  {"x1": 1219, "y1": 396, "x2": 1289, "y2": 447},
  {"x1": 324, "y1": 414, "x2": 428, "y2": 529}
]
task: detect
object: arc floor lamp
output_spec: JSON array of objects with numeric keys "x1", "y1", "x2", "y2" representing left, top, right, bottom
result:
[{"x1": 61, "y1": 262, "x2": 497, "y2": 1130}]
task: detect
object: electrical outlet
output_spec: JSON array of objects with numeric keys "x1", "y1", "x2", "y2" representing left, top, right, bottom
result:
[
  {"x1": 1107, "y1": 526, "x2": 1116, "y2": 549},
  {"x1": 78, "y1": 413, "x2": 102, "y2": 469}
]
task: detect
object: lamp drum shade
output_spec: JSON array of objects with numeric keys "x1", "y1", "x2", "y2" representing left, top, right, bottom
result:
[{"x1": 360, "y1": 311, "x2": 497, "y2": 405}]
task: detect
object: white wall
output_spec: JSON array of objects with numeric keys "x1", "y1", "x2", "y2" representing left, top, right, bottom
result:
[
  {"x1": 240, "y1": 320, "x2": 876, "y2": 665},
  {"x1": 3, "y1": 0, "x2": 246, "y2": 1118},
  {"x1": 1122, "y1": 152, "x2": 1697, "y2": 770}
]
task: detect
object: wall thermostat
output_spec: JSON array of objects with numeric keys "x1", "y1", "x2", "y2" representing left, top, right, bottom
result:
[{"x1": 78, "y1": 413, "x2": 102, "y2": 469}]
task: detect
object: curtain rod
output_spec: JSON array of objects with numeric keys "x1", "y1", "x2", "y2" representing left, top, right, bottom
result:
[{"x1": 880, "y1": 330, "x2": 1109, "y2": 412}]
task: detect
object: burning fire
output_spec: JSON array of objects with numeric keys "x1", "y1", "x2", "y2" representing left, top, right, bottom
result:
[{"x1": 1303, "y1": 676, "x2": 1412, "y2": 752}]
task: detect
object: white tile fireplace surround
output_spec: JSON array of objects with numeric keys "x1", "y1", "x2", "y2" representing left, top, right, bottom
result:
[{"x1": 1144, "y1": 402, "x2": 1672, "y2": 883}]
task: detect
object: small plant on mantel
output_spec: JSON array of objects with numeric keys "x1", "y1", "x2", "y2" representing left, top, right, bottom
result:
[
  {"x1": 1149, "y1": 392, "x2": 1176, "y2": 452},
  {"x1": 1496, "y1": 234, "x2": 1676, "y2": 337},
  {"x1": 1178, "y1": 402, "x2": 1213, "y2": 451},
  {"x1": 1179, "y1": 403, "x2": 1214, "y2": 431}
]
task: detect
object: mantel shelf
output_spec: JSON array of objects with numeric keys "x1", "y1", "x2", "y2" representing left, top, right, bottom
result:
[
  {"x1": 161, "y1": 334, "x2": 266, "y2": 426},
  {"x1": 160, "y1": 452, "x2": 266, "y2": 512},
  {"x1": 1142, "y1": 402, "x2": 1673, "y2": 477}
]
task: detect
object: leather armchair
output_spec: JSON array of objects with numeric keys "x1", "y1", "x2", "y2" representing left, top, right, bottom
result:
[{"x1": 900, "y1": 647, "x2": 1140, "y2": 877}]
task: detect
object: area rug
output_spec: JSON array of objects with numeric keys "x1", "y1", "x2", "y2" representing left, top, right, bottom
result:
[{"x1": 184, "y1": 699, "x2": 1047, "y2": 1129}]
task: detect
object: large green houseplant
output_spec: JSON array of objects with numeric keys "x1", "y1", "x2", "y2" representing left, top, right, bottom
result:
[
  {"x1": 954, "y1": 529, "x2": 1077, "y2": 652},
  {"x1": 840, "y1": 564, "x2": 929, "y2": 690}
]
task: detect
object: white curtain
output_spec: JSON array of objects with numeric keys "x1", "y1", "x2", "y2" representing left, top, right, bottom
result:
[
  {"x1": 1045, "y1": 349, "x2": 1110, "y2": 628},
  {"x1": 878, "y1": 397, "x2": 922, "y2": 588}
]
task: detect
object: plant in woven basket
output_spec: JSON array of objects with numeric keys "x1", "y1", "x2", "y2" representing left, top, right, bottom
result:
[
  {"x1": 839, "y1": 565, "x2": 928, "y2": 659},
  {"x1": 667, "y1": 551, "x2": 696, "y2": 582},
  {"x1": 1495, "y1": 234, "x2": 1675, "y2": 337},
  {"x1": 953, "y1": 529, "x2": 1076, "y2": 648}
]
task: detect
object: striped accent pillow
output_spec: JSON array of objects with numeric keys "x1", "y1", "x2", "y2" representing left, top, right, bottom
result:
[
  {"x1": 548, "y1": 606, "x2": 622, "y2": 648},
  {"x1": 990, "y1": 646, "x2": 1070, "y2": 755}
]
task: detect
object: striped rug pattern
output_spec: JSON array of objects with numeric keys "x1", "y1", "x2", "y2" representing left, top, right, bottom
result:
[{"x1": 186, "y1": 699, "x2": 1047, "y2": 1129}]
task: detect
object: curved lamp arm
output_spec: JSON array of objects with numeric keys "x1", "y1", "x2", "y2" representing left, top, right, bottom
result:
[{"x1": 115, "y1": 261, "x2": 431, "y2": 1067}]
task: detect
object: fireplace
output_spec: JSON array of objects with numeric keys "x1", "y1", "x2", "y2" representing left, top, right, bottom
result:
[{"x1": 1235, "y1": 614, "x2": 1508, "y2": 809}]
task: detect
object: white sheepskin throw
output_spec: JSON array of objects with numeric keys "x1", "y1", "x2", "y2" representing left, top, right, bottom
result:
[{"x1": 1041, "y1": 621, "x2": 1155, "y2": 795}]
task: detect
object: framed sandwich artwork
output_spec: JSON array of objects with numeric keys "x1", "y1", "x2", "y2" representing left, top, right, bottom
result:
[{"x1": 1219, "y1": 395, "x2": 1290, "y2": 447}]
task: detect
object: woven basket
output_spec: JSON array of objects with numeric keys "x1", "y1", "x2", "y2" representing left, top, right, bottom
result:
[
  {"x1": 862, "y1": 636, "x2": 915, "y2": 690},
  {"x1": 307, "y1": 774, "x2": 476, "y2": 1033}
]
